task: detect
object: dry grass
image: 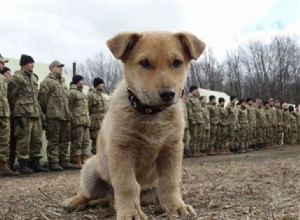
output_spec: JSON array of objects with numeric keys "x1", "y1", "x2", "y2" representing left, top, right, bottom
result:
[{"x1": 1, "y1": 146, "x2": 300, "y2": 220}]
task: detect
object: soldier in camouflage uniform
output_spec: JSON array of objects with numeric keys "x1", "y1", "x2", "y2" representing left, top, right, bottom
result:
[
  {"x1": 87, "y1": 78, "x2": 108, "y2": 155},
  {"x1": 237, "y1": 99, "x2": 248, "y2": 153},
  {"x1": 246, "y1": 98, "x2": 256, "y2": 150},
  {"x1": 200, "y1": 96, "x2": 210, "y2": 154},
  {"x1": 275, "y1": 100, "x2": 284, "y2": 145},
  {"x1": 69, "y1": 75, "x2": 90, "y2": 168},
  {"x1": 282, "y1": 103, "x2": 291, "y2": 145},
  {"x1": 38, "y1": 60, "x2": 77, "y2": 171},
  {"x1": 181, "y1": 91, "x2": 191, "y2": 158},
  {"x1": 0, "y1": 67, "x2": 19, "y2": 176},
  {"x1": 226, "y1": 95, "x2": 238, "y2": 152},
  {"x1": 207, "y1": 95, "x2": 220, "y2": 155},
  {"x1": 186, "y1": 86, "x2": 202, "y2": 157},
  {"x1": 289, "y1": 106, "x2": 297, "y2": 146},
  {"x1": 7, "y1": 54, "x2": 48, "y2": 174},
  {"x1": 268, "y1": 98, "x2": 277, "y2": 147},
  {"x1": 264, "y1": 101, "x2": 271, "y2": 148},
  {"x1": 217, "y1": 97, "x2": 230, "y2": 154},
  {"x1": 254, "y1": 99, "x2": 266, "y2": 149},
  {"x1": 295, "y1": 105, "x2": 300, "y2": 145}
]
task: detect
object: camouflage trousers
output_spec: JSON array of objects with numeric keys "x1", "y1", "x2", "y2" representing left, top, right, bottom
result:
[
  {"x1": 239, "y1": 124, "x2": 249, "y2": 150},
  {"x1": 255, "y1": 126, "x2": 265, "y2": 144},
  {"x1": 46, "y1": 119, "x2": 71, "y2": 163},
  {"x1": 189, "y1": 123, "x2": 200, "y2": 150},
  {"x1": 183, "y1": 128, "x2": 190, "y2": 151},
  {"x1": 289, "y1": 129, "x2": 297, "y2": 145},
  {"x1": 248, "y1": 126, "x2": 256, "y2": 145},
  {"x1": 297, "y1": 125, "x2": 300, "y2": 144},
  {"x1": 9, "y1": 117, "x2": 17, "y2": 164},
  {"x1": 14, "y1": 117, "x2": 43, "y2": 160},
  {"x1": 276, "y1": 125, "x2": 283, "y2": 145},
  {"x1": 283, "y1": 126, "x2": 291, "y2": 145},
  {"x1": 228, "y1": 127, "x2": 238, "y2": 150},
  {"x1": 209, "y1": 124, "x2": 218, "y2": 152},
  {"x1": 269, "y1": 125, "x2": 277, "y2": 144},
  {"x1": 70, "y1": 126, "x2": 90, "y2": 156},
  {"x1": 217, "y1": 124, "x2": 229, "y2": 151},
  {"x1": 265, "y1": 125, "x2": 270, "y2": 143},
  {"x1": 201, "y1": 127, "x2": 210, "y2": 151},
  {"x1": 90, "y1": 129, "x2": 99, "y2": 154},
  {"x1": 0, "y1": 117, "x2": 10, "y2": 163}
]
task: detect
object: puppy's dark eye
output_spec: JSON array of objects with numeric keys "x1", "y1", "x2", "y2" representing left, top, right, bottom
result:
[
  {"x1": 172, "y1": 59, "x2": 182, "y2": 69},
  {"x1": 139, "y1": 59, "x2": 151, "y2": 69}
]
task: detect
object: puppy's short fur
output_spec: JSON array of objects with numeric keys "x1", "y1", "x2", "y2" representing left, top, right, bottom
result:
[{"x1": 63, "y1": 31, "x2": 205, "y2": 220}]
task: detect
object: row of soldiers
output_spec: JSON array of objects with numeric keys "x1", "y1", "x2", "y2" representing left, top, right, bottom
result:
[
  {"x1": 0, "y1": 54, "x2": 108, "y2": 176},
  {"x1": 182, "y1": 86, "x2": 300, "y2": 157}
]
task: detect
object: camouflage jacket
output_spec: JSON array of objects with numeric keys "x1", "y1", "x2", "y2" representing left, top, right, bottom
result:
[
  {"x1": 255, "y1": 107, "x2": 266, "y2": 128},
  {"x1": 38, "y1": 73, "x2": 70, "y2": 120},
  {"x1": 282, "y1": 110, "x2": 291, "y2": 128},
  {"x1": 265, "y1": 108, "x2": 271, "y2": 127},
  {"x1": 269, "y1": 107, "x2": 277, "y2": 126},
  {"x1": 201, "y1": 104, "x2": 210, "y2": 129},
  {"x1": 218, "y1": 105, "x2": 229, "y2": 126},
  {"x1": 276, "y1": 108, "x2": 284, "y2": 126},
  {"x1": 186, "y1": 95, "x2": 203, "y2": 123},
  {"x1": 69, "y1": 84, "x2": 90, "y2": 127},
  {"x1": 290, "y1": 113, "x2": 297, "y2": 130},
  {"x1": 0, "y1": 74, "x2": 10, "y2": 117},
  {"x1": 87, "y1": 87, "x2": 108, "y2": 130},
  {"x1": 247, "y1": 106, "x2": 256, "y2": 127},
  {"x1": 207, "y1": 102, "x2": 220, "y2": 125},
  {"x1": 238, "y1": 106, "x2": 248, "y2": 126},
  {"x1": 7, "y1": 69, "x2": 41, "y2": 118},
  {"x1": 294, "y1": 111, "x2": 300, "y2": 127},
  {"x1": 226, "y1": 102, "x2": 238, "y2": 129}
]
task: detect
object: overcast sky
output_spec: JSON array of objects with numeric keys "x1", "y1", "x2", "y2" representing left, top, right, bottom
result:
[{"x1": 1, "y1": 0, "x2": 299, "y2": 67}]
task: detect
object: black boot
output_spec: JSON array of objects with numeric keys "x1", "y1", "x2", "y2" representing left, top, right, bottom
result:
[
  {"x1": 49, "y1": 162, "x2": 63, "y2": 171},
  {"x1": 19, "y1": 159, "x2": 33, "y2": 174},
  {"x1": 31, "y1": 158, "x2": 49, "y2": 172},
  {"x1": 60, "y1": 161, "x2": 80, "y2": 170},
  {"x1": 183, "y1": 149, "x2": 191, "y2": 158}
]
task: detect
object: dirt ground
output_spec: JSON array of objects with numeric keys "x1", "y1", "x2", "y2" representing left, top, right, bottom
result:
[{"x1": 0, "y1": 146, "x2": 300, "y2": 220}]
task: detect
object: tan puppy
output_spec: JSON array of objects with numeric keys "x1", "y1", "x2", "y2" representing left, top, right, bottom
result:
[{"x1": 63, "y1": 31, "x2": 205, "y2": 220}]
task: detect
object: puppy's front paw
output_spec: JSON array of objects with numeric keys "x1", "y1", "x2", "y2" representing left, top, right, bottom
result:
[
  {"x1": 62, "y1": 195, "x2": 88, "y2": 212},
  {"x1": 117, "y1": 207, "x2": 148, "y2": 220},
  {"x1": 167, "y1": 204, "x2": 197, "y2": 220}
]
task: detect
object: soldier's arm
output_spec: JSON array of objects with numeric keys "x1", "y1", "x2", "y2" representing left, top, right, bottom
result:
[
  {"x1": 7, "y1": 75, "x2": 19, "y2": 113},
  {"x1": 87, "y1": 92, "x2": 94, "y2": 113},
  {"x1": 38, "y1": 81, "x2": 50, "y2": 115},
  {"x1": 186, "y1": 99, "x2": 194, "y2": 121}
]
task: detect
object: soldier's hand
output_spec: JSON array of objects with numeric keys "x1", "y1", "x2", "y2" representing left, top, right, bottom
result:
[{"x1": 192, "y1": 121, "x2": 196, "y2": 124}]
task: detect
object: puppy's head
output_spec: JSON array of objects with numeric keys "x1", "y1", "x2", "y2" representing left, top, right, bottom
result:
[{"x1": 107, "y1": 31, "x2": 205, "y2": 106}]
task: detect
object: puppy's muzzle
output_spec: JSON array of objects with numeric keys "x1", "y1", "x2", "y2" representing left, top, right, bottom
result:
[{"x1": 159, "y1": 88, "x2": 175, "y2": 102}]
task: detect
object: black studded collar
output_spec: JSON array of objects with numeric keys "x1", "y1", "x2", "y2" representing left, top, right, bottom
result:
[{"x1": 127, "y1": 88, "x2": 169, "y2": 114}]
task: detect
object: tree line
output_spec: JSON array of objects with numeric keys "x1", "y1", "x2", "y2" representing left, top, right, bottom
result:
[{"x1": 69, "y1": 35, "x2": 300, "y2": 104}]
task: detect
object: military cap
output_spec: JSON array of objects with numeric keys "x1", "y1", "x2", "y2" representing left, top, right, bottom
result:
[
  {"x1": 230, "y1": 95, "x2": 237, "y2": 101},
  {"x1": 49, "y1": 60, "x2": 64, "y2": 70},
  {"x1": 20, "y1": 54, "x2": 34, "y2": 66},
  {"x1": 0, "y1": 54, "x2": 9, "y2": 63},
  {"x1": 72, "y1": 75, "x2": 84, "y2": 84},
  {"x1": 0, "y1": 66, "x2": 10, "y2": 74},
  {"x1": 93, "y1": 77, "x2": 104, "y2": 87}
]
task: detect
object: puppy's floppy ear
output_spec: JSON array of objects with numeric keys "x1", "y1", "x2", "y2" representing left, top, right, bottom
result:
[
  {"x1": 175, "y1": 32, "x2": 206, "y2": 60},
  {"x1": 106, "y1": 32, "x2": 142, "y2": 61}
]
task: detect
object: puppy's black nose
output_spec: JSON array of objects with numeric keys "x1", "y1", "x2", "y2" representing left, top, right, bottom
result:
[{"x1": 159, "y1": 89, "x2": 175, "y2": 102}]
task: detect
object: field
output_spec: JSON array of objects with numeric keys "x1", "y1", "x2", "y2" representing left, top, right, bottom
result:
[{"x1": 1, "y1": 146, "x2": 299, "y2": 220}]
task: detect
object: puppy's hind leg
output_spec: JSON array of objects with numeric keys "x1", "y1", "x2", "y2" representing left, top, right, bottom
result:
[{"x1": 63, "y1": 156, "x2": 110, "y2": 211}]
